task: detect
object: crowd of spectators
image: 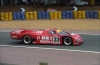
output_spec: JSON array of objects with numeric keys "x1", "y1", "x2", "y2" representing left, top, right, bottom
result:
[
  {"x1": 5, "y1": 0, "x2": 44, "y2": 6},
  {"x1": 17, "y1": 0, "x2": 41, "y2": 5},
  {"x1": 5, "y1": 0, "x2": 77, "y2": 6}
]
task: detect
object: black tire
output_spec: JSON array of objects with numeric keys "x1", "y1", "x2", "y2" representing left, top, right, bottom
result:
[
  {"x1": 22, "y1": 35, "x2": 32, "y2": 44},
  {"x1": 63, "y1": 37, "x2": 72, "y2": 46}
]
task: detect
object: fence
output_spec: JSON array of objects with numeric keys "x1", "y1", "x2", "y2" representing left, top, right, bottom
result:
[{"x1": 0, "y1": 10, "x2": 100, "y2": 21}]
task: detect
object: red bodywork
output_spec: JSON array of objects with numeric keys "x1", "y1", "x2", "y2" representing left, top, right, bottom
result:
[{"x1": 10, "y1": 28, "x2": 83, "y2": 45}]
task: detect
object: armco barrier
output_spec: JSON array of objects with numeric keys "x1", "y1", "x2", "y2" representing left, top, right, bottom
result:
[
  {"x1": 53, "y1": 11, "x2": 58, "y2": 19},
  {"x1": 45, "y1": 12, "x2": 49, "y2": 19},
  {"x1": 17, "y1": 12, "x2": 21, "y2": 20},
  {"x1": 50, "y1": 12, "x2": 53, "y2": 19},
  {"x1": 0, "y1": 12, "x2": 1, "y2": 20},
  {"x1": 98, "y1": 11, "x2": 100, "y2": 19},
  {"x1": 25, "y1": 12, "x2": 30, "y2": 20},
  {"x1": 88, "y1": 11, "x2": 98, "y2": 19},
  {"x1": 93, "y1": 11, "x2": 98, "y2": 19},
  {"x1": 90, "y1": 11, "x2": 94, "y2": 19},
  {"x1": 5, "y1": 12, "x2": 9, "y2": 21},
  {"x1": 69, "y1": 11, "x2": 73, "y2": 19},
  {"x1": 74, "y1": 11, "x2": 77, "y2": 19},
  {"x1": 0, "y1": 11, "x2": 100, "y2": 21},
  {"x1": 38, "y1": 11, "x2": 42, "y2": 19},
  {"x1": 29, "y1": 12, "x2": 34, "y2": 20},
  {"x1": 62, "y1": 11, "x2": 66, "y2": 19},
  {"x1": 66, "y1": 11, "x2": 69, "y2": 19},
  {"x1": 9, "y1": 12, "x2": 13, "y2": 20},
  {"x1": 13, "y1": 12, "x2": 17, "y2": 20},
  {"x1": 33, "y1": 11, "x2": 37, "y2": 20},
  {"x1": 86, "y1": 10, "x2": 90, "y2": 19},
  {"x1": 20, "y1": 12, "x2": 25, "y2": 20},
  {"x1": 41, "y1": 11, "x2": 46, "y2": 19},
  {"x1": 77, "y1": 11, "x2": 82, "y2": 19},
  {"x1": 82, "y1": 11, "x2": 86, "y2": 18},
  {"x1": 57, "y1": 11, "x2": 62, "y2": 19},
  {"x1": 1, "y1": 12, "x2": 5, "y2": 20}
]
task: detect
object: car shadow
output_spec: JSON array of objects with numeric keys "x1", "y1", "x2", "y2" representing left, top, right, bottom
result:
[{"x1": 9, "y1": 40, "x2": 82, "y2": 46}]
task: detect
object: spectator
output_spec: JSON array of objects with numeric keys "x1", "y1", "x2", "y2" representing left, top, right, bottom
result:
[
  {"x1": 27, "y1": 0, "x2": 33, "y2": 5},
  {"x1": 70, "y1": 0, "x2": 76, "y2": 6},
  {"x1": 6, "y1": 0, "x2": 11, "y2": 5},
  {"x1": 66, "y1": 0, "x2": 69, "y2": 6},
  {"x1": 22, "y1": 0, "x2": 28, "y2": 5}
]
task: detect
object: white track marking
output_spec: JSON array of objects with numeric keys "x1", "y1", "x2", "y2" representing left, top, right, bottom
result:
[
  {"x1": 78, "y1": 33, "x2": 100, "y2": 35},
  {"x1": 0, "y1": 45, "x2": 100, "y2": 54}
]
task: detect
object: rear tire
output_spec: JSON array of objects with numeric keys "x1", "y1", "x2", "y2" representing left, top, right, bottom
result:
[
  {"x1": 63, "y1": 37, "x2": 72, "y2": 46},
  {"x1": 22, "y1": 35, "x2": 32, "y2": 44}
]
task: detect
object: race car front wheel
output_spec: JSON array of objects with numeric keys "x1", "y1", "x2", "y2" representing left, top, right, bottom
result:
[
  {"x1": 64, "y1": 37, "x2": 72, "y2": 45},
  {"x1": 22, "y1": 35, "x2": 32, "y2": 44}
]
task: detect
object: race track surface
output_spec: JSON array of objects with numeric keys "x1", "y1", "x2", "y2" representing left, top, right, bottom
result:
[
  {"x1": 0, "y1": 30, "x2": 100, "y2": 65},
  {"x1": 0, "y1": 47, "x2": 100, "y2": 65},
  {"x1": 0, "y1": 32, "x2": 100, "y2": 52}
]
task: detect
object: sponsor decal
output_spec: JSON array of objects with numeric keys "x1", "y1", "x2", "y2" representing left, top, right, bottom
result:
[
  {"x1": 37, "y1": 36, "x2": 60, "y2": 44},
  {"x1": 41, "y1": 36, "x2": 49, "y2": 40},
  {"x1": 12, "y1": 36, "x2": 17, "y2": 38},
  {"x1": 70, "y1": 33, "x2": 76, "y2": 35},
  {"x1": 12, "y1": 30, "x2": 24, "y2": 34},
  {"x1": 36, "y1": 31, "x2": 43, "y2": 34},
  {"x1": 40, "y1": 40, "x2": 53, "y2": 43},
  {"x1": 33, "y1": 42, "x2": 36, "y2": 43}
]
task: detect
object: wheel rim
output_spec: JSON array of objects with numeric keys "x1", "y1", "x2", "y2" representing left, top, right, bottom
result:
[
  {"x1": 23, "y1": 36, "x2": 31, "y2": 44},
  {"x1": 64, "y1": 37, "x2": 71, "y2": 45}
]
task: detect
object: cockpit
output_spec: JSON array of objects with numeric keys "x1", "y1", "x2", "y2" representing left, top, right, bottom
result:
[
  {"x1": 49, "y1": 30, "x2": 56, "y2": 34},
  {"x1": 49, "y1": 29, "x2": 69, "y2": 35},
  {"x1": 57, "y1": 29, "x2": 69, "y2": 35}
]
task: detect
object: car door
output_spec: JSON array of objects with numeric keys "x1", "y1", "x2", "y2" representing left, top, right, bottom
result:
[
  {"x1": 49, "y1": 30, "x2": 61, "y2": 44},
  {"x1": 36, "y1": 30, "x2": 50, "y2": 44}
]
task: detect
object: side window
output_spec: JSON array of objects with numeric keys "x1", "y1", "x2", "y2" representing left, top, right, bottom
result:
[{"x1": 49, "y1": 30, "x2": 56, "y2": 34}]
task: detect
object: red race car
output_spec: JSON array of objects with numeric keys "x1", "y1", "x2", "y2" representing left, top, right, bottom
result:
[{"x1": 10, "y1": 28, "x2": 83, "y2": 45}]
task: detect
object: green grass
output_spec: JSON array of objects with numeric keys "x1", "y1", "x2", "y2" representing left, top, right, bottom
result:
[{"x1": 0, "y1": 63, "x2": 16, "y2": 65}]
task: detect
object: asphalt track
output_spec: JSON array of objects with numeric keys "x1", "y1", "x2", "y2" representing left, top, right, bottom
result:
[{"x1": 0, "y1": 32, "x2": 100, "y2": 52}]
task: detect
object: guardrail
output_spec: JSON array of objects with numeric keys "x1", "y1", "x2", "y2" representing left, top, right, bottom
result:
[{"x1": 0, "y1": 10, "x2": 100, "y2": 21}]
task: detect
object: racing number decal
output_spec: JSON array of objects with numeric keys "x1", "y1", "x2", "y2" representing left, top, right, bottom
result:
[{"x1": 54, "y1": 37, "x2": 60, "y2": 42}]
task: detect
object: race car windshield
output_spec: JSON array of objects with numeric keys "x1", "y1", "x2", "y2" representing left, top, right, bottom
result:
[{"x1": 57, "y1": 29, "x2": 69, "y2": 35}]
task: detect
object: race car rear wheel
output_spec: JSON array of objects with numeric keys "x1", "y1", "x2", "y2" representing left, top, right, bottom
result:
[
  {"x1": 64, "y1": 37, "x2": 72, "y2": 45},
  {"x1": 22, "y1": 35, "x2": 32, "y2": 44}
]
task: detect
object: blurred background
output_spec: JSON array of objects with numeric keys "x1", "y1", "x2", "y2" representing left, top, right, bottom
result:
[{"x1": 0, "y1": 0, "x2": 100, "y2": 12}]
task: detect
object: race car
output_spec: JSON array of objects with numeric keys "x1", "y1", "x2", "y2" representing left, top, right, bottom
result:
[{"x1": 10, "y1": 28, "x2": 83, "y2": 45}]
